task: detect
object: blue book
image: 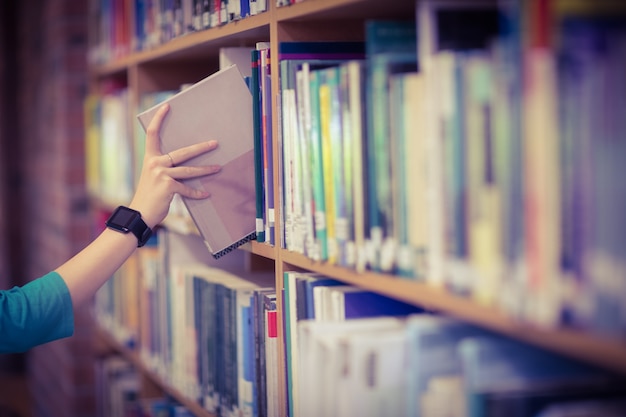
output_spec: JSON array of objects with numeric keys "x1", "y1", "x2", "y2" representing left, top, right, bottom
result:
[
  {"x1": 365, "y1": 20, "x2": 417, "y2": 272},
  {"x1": 241, "y1": 300, "x2": 254, "y2": 415},
  {"x1": 406, "y1": 316, "x2": 487, "y2": 417},
  {"x1": 279, "y1": 41, "x2": 365, "y2": 61},
  {"x1": 251, "y1": 49, "x2": 266, "y2": 243},
  {"x1": 304, "y1": 277, "x2": 344, "y2": 319},
  {"x1": 459, "y1": 336, "x2": 626, "y2": 417},
  {"x1": 260, "y1": 47, "x2": 275, "y2": 245},
  {"x1": 326, "y1": 285, "x2": 422, "y2": 319}
]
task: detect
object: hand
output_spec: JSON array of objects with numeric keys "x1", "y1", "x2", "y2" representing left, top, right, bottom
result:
[{"x1": 129, "y1": 103, "x2": 221, "y2": 228}]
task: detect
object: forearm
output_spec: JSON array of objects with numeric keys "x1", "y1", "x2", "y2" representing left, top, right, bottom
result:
[
  {"x1": 0, "y1": 272, "x2": 74, "y2": 353},
  {"x1": 57, "y1": 105, "x2": 218, "y2": 309},
  {"x1": 55, "y1": 228, "x2": 138, "y2": 308}
]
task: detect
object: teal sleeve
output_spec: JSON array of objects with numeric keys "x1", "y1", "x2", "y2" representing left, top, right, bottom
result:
[{"x1": 0, "y1": 271, "x2": 75, "y2": 353}]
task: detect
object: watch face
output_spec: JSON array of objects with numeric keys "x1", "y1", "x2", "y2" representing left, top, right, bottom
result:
[{"x1": 108, "y1": 206, "x2": 139, "y2": 230}]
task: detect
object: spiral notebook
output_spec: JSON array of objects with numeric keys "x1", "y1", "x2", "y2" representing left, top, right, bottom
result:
[{"x1": 137, "y1": 64, "x2": 257, "y2": 258}]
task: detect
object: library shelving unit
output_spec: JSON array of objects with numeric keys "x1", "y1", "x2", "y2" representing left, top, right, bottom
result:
[{"x1": 87, "y1": 0, "x2": 626, "y2": 416}]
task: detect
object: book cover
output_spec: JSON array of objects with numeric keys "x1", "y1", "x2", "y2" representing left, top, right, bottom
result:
[{"x1": 137, "y1": 64, "x2": 257, "y2": 258}]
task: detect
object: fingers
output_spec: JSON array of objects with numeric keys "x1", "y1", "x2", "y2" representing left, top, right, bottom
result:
[
  {"x1": 167, "y1": 140, "x2": 219, "y2": 167},
  {"x1": 145, "y1": 104, "x2": 170, "y2": 155},
  {"x1": 169, "y1": 164, "x2": 221, "y2": 180},
  {"x1": 176, "y1": 183, "x2": 212, "y2": 200}
]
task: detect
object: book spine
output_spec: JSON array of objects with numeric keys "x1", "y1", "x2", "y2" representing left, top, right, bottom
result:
[
  {"x1": 307, "y1": 67, "x2": 329, "y2": 261},
  {"x1": 295, "y1": 66, "x2": 318, "y2": 260},
  {"x1": 251, "y1": 49, "x2": 266, "y2": 243},
  {"x1": 318, "y1": 68, "x2": 337, "y2": 265},
  {"x1": 261, "y1": 48, "x2": 275, "y2": 245}
]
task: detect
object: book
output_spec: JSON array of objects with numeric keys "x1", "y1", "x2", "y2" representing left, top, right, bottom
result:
[
  {"x1": 405, "y1": 315, "x2": 487, "y2": 417},
  {"x1": 219, "y1": 46, "x2": 254, "y2": 80},
  {"x1": 260, "y1": 47, "x2": 275, "y2": 245},
  {"x1": 389, "y1": 72, "x2": 422, "y2": 278},
  {"x1": 251, "y1": 287, "x2": 276, "y2": 417},
  {"x1": 262, "y1": 292, "x2": 279, "y2": 417},
  {"x1": 458, "y1": 336, "x2": 626, "y2": 417},
  {"x1": 297, "y1": 317, "x2": 408, "y2": 417},
  {"x1": 283, "y1": 272, "x2": 324, "y2": 417},
  {"x1": 251, "y1": 48, "x2": 266, "y2": 243},
  {"x1": 336, "y1": 322, "x2": 409, "y2": 417},
  {"x1": 365, "y1": 20, "x2": 418, "y2": 272},
  {"x1": 317, "y1": 66, "x2": 339, "y2": 264},
  {"x1": 137, "y1": 64, "x2": 257, "y2": 258},
  {"x1": 343, "y1": 60, "x2": 368, "y2": 272},
  {"x1": 324, "y1": 285, "x2": 423, "y2": 320}
]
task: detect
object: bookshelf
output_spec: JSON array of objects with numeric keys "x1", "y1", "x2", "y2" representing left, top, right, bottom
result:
[{"x1": 87, "y1": 0, "x2": 626, "y2": 416}]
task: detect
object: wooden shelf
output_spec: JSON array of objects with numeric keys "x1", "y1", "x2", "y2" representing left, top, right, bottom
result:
[
  {"x1": 281, "y1": 249, "x2": 626, "y2": 375},
  {"x1": 91, "y1": 13, "x2": 271, "y2": 78},
  {"x1": 87, "y1": 2, "x2": 626, "y2": 415},
  {"x1": 243, "y1": 240, "x2": 277, "y2": 259},
  {"x1": 96, "y1": 326, "x2": 216, "y2": 417}
]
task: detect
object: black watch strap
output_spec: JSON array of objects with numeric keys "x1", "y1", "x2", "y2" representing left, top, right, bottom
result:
[{"x1": 105, "y1": 206, "x2": 152, "y2": 247}]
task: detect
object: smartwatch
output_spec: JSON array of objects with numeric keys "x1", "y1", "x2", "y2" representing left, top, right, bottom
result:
[{"x1": 105, "y1": 206, "x2": 152, "y2": 247}]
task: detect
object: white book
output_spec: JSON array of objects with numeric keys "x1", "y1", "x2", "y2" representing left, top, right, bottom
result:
[
  {"x1": 339, "y1": 326, "x2": 409, "y2": 417},
  {"x1": 297, "y1": 317, "x2": 406, "y2": 417}
]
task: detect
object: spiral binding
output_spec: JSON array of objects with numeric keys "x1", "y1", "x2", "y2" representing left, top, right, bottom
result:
[{"x1": 210, "y1": 232, "x2": 258, "y2": 259}]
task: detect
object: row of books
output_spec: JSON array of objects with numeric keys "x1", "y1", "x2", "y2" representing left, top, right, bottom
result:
[
  {"x1": 85, "y1": 4, "x2": 626, "y2": 338},
  {"x1": 277, "y1": 7, "x2": 626, "y2": 336},
  {"x1": 85, "y1": 82, "x2": 135, "y2": 206},
  {"x1": 95, "y1": 355, "x2": 196, "y2": 417},
  {"x1": 94, "y1": 227, "x2": 278, "y2": 417},
  {"x1": 279, "y1": 272, "x2": 626, "y2": 417},
  {"x1": 88, "y1": 0, "x2": 269, "y2": 65},
  {"x1": 295, "y1": 313, "x2": 626, "y2": 417},
  {"x1": 97, "y1": 265, "x2": 626, "y2": 417},
  {"x1": 282, "y1": 271, "x2": 423, "y2": 417}
]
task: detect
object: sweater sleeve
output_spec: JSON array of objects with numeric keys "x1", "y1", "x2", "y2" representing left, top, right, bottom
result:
[{"x1": 0, "y1": 271, "x2": 74, "y2": 353}]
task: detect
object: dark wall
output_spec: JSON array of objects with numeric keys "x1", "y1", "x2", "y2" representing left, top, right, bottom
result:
[
  {"x1": 1, "y1": 1, "x2": 95, "y2": 415},
  {"x1": 0, "y1": 0, "x2": 22, "y2": 289}
]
